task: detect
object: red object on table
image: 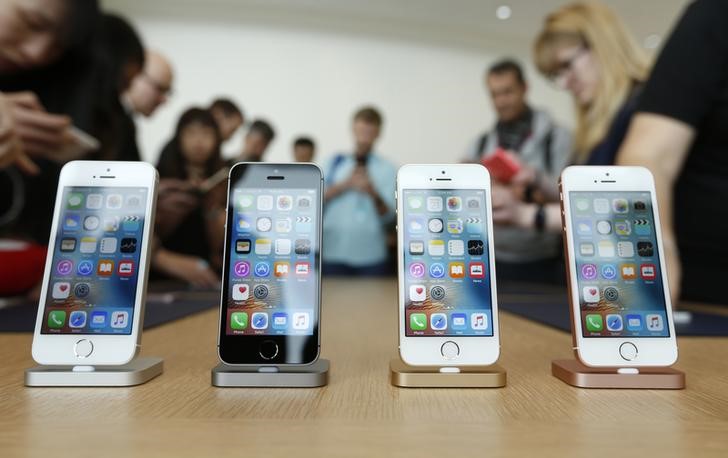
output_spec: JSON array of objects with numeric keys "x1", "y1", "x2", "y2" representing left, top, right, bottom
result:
[
  {"x1": 0, "y1": 239, "x2": 47, "y2": 296},
  {"x1": 481, "y1": 148, "x2": 521, "y2": 183}
]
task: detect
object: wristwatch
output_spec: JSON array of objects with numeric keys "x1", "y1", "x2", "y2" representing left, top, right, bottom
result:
[{"x1": 534, "y1": 204, "x2": 545, "y2": 232}]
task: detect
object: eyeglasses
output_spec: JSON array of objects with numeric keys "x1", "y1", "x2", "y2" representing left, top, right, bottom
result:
[
  {"x1": 547, "y1": 46, "x2": 589, "y2": 88},
  {"x1": 141, "y1": 72, "x2": 173, "y2": 97}
]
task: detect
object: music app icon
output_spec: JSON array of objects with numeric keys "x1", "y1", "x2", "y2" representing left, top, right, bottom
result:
[
  {"x1": 292, "y1": 312, "x2": 310, "y2": 330},
  {"x1": 646, "y1": 314, "x2": 664, "y2": 331},
  {"x1": 110, "y1": 311, "x2": 129, "y2": 328},
  {"x1": 471, "y1": 312, "x2": 488, "y2": 330},
  {"x1": 409, "y1": 262, "x2": 425, "y2": 278}
]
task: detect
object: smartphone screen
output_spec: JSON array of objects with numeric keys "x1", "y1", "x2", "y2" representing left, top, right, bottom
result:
[
  {"x1": 569, "y1": 191, "x2": 669, "y2": 338},
  {"x1": 219, "y1": 164, "x2": 321, "y2": 364},
  {"x1": 224, "y1": 188, "x2": 318, "y2": 336},
  {"x1": 402, "y1": 189, "x2": 493, "y2": 337},
  {"x1": 41, "y1": 187, "x2": 148, "y2": 335}
]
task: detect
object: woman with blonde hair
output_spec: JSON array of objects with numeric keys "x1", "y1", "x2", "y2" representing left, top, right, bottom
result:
[
  {"x1": 534, "y1": 1, "x2": 648, "y2": 163},
  {"x1": 492, "y1": 2, "x2": 649, "y2": 240}
]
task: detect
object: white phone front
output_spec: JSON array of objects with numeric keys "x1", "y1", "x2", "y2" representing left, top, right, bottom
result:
[
  {"x1": 560, "y1": 166, "x2": 678, "y2": 367},
  {"x1": 397, "y1": 164, "x2": 499, "y2": 366},
  {"x1": 31, "y1": 161, "x2": 158, "y2": 366}
]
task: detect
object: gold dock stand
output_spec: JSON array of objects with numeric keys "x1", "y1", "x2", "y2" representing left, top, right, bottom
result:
[
  {"x1": 551, "y1": 359, "x2": 686, "y2": 389},
  {"x1": 389, "y1": 358, "x2": 506, "y2": 388}
]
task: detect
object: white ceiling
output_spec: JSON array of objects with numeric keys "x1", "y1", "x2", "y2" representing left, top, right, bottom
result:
[{"x1": 103, "y1": 0, "x2": 689, "y2": 54}]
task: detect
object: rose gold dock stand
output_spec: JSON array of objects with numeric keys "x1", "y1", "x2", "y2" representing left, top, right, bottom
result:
[
  {"x1": 551, "y1": 359, "x2": 685, "y2": 389},
  {"x1": 389, "y1": 359, "x2": 506, "y2": 388}
]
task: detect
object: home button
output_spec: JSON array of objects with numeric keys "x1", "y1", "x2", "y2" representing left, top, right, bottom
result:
[
  {"x1": 74, "y1": 339, "x2": 94, "y2": 358},
  {"x1": 259, "y1": 340, "x2": 279, "y2": 360},
  {"x1": 440, "y1": 341, "x2": 460, "y2": 360},
  {"x1": 619, "y1": 342, "x2": 638, "y2": 361}
]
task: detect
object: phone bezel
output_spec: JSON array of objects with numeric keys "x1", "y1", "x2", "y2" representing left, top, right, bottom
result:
[
  {"x1": 217, "y1": 162, "x2": 323, "y2": 365},
  {"x1": 31, "y1": 161, "x2": 158, "y2": 366},
  {"x1": 560, "y1": 165, "x2": 678, "y2": 367},
  {"x1": 397, "y1": 164, "x2": 500, "y2": 366}
]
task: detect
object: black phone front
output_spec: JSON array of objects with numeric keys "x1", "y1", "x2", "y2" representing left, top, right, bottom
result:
[{"x1": 218, "y1": 163, "x2": 323, "y2": 365}]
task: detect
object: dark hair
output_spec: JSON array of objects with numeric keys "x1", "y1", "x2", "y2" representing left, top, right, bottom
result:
[
  {"x1": 61, "y1": 0, "x2": 100, "y2": 49},
  {"x1": 82, "y1": 14, "x2": 144, "y2": 160},
  {"x1": 210, "y1": 98, "x2": 243, "y2": 118},
  {"x1": 157, "y1": 108, "x2": 223, "y2": 179},
  {"x1": 95, "y1": 14, "x2": 145, "y2": 92},
  {"x1": 487, "y1": 58, "x2": 526, "y2": 85},
  {"x1": 293, "y1": 137, "x2": 315, "y2": 149},
  {"x1": 353, "y1": 106, "x2": 383, "y2": 127},
  {"x1": 248, "y1": 119, "x2": 275, "y2": 143}
]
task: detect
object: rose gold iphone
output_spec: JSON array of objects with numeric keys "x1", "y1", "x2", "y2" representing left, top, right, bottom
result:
[{"x1": 560, "y1": 166, "x2": 678, "y2": 367}]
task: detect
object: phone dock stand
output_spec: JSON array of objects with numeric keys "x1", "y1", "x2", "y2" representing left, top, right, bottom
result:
[
  {"x1": 211, "y1": 359, "x2": 330, "y2": 387},
  {"x1": 389, "y1": 358, "x2": 506, "y2": 388},
  {"x1": 24, "y1": 356, "x2": 163, "y2": 387},
  {"x1": 551, "y1": 359, "x2": 685, "y2": 389}
]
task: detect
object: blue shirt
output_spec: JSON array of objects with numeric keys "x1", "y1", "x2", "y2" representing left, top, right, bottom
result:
[{"x1": 322, "y1": 153, "x2": 397, "y2": 266}]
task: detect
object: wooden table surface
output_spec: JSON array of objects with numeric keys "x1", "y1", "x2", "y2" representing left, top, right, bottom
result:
[{"x1": 1, "y1": 278, "x2": 726, "y2": 457}]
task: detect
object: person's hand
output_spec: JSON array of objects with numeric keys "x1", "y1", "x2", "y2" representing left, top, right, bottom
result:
[
  {"x1": 155, "y1": 179, "x2": 200, "y2": 237},
  {"x1": 4, "y1": 91, "x2": 72, "y2": 158},
  {"x1": 171, "y1": 256, "x2": 219, "y2": 289},
  {"x1": 0, "y1": 93, "x2": 39, "y2": 174},
  {"x1": 154, "y1": 249, "x2": 220, "y2": 289},
  {"x1": 506, "y1": 150, "x2": 536, "y2": 188},
  {"x1": 491, "y1": 183, "x2": 531, "y2": 227},
  {"x1": 499, "y1": 150, "x2": 540, "y2": 200},
  {"x1": 349, "y1": 166, "x2": 375, "y2": 195}
]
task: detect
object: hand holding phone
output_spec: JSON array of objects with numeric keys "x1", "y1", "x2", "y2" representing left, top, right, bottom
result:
[
  {"x1": 3, "y1": 91, "x2": 73, "y2": 156},
  {"x1": 481, "y1": 148, "x2": 521, "y2": 183}
]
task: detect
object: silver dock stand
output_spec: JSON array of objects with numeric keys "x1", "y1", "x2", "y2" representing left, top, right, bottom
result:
[
  {"x1": 25, "y1": 357, "x2": 164, "y2": 387},
  {"x1": 211, "y1": 359, "x2": 330, "y2": 387}
]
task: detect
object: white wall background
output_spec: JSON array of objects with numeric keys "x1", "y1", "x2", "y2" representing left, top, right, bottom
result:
[{"x1": 129, "y1": 19, "x2": 575, "y2": 167}]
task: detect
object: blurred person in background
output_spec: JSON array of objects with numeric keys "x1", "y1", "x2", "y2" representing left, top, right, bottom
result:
[
  {"x1": 617, "y1": 0, "x2": 728, "y2": 305},
  {"x1": 233, "y1": 119, "x2": 275, "y2": 163},
  {"x1": 91, "y1": 13, "x2": 146, "y2": 161},
  {"x1": 490, "y1": 2, "x2": 649, "y2": 272},
  {"x1": 125, "y1": 51, "x2": 173, "y2": 119},
  {"x1": 153, "y1": 108, "x2": 224, "y2": 288},
  {"x1": 209, "y1": 98, "x2": 244, "y2": 143},
  {"x1": 0, "y1": 0, "x2": 99, "y2": 296},
  {"x1": 465, "y1": 58, "x2": 572, "y2": 284},
  {"x1": 119, "y1": 50, "x2": 174, "y2": 162},
  {"x1": 1, "y1": 9, "x2": 144, "y2": 247},
  {"x1": 292, "y1": 136, "x2": 315, "y2": 163},
  {"x1": 322, "y1": 106, "x2": 396, "y2": 276},
  {"x1": 0, "y1": 0, "x2": 98, "y2": 170}
]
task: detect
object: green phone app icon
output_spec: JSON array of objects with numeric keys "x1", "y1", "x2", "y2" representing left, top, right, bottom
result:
[
  {"x1": 585, "y1": 314, "x2": 603, "y2": 332},
  {"x1": 48, "y1": 310, "x2": 66, "y2": 329},
  {"x1": 237, "y1": 194, "x2": 254, "y2": 210},
  {"x1": 410, "y1": 313, "x2": 427, "y2": 331},
  {"x1": 230, "y1": 312, "x2": 248, "y2": 330},
  {"x1": 67, "y1": 193, "x2": 83, "y2": 209}
]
